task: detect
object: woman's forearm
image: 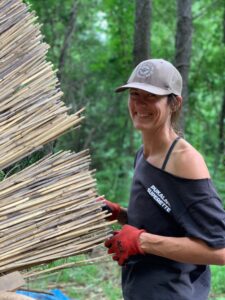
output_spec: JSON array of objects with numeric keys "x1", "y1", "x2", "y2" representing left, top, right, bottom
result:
[{"x1": 139, "y1": 232, "x2": 225, "y2": 265}]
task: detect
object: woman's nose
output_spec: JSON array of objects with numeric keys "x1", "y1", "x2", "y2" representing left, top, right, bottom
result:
[{"x1": 135, "y1": 97, "x2": 148, "y2": 105}]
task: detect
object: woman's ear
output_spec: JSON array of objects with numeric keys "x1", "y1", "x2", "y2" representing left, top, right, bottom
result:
[
  {"x1": 171, "y1": 95, "x2": 182, "y2": 112},
  {"x1": 176, "y1": 95, "x2": 183, "y2": 106}
]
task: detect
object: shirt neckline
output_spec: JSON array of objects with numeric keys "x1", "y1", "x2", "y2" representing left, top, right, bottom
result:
[{"x1": 140, "y1": 151, "x2": 211, "y2": 182}]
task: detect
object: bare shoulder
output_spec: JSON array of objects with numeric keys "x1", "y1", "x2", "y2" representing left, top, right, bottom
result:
[{"x1": 168, "y1": 139, "x2": 211, "y2": 179}]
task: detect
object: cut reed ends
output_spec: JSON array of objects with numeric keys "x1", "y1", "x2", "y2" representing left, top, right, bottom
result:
[
  {"x1": 0, "y1": 0, "x2": 84, "y2": 170},
  {"x1": 0, "y1": 151, "x2": 112, "y2": 274},
  {"x1": 0, "y1": 0, "x2": 112, "y2": 277}
]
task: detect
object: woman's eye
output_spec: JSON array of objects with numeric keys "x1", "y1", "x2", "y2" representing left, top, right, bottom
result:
[
  {"x1": 147, "y1": 93, "x2": 155, "y2": 98},
  {"x1": 130, "y1": 92, "x2": 139, "y2": 97},
  {"x1": 147, "y1": 94, "x2": 160, "y2": 101}
]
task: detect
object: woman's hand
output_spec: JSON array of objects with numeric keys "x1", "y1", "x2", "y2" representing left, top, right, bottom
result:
[
  {"x1": 105, "y1": 224, "x2": 146, "y2": 266},
  {"x1": 97, "y1": 196, "x2": 122, "y2": 221}
]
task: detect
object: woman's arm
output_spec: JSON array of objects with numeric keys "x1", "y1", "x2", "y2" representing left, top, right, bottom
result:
[
  {"x1": 139, "y1": 232, "x2": 225, "y2": 265},
  {"x1": 155, "y1": 140, "x2": 225, "y2": 265}
]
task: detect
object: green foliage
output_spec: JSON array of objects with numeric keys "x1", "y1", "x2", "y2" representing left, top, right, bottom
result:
[
  {"x1": 0, "y1": 171, "x2": 5, "y2": 181},
  {"x1": 26, "y1": 253, "x2": 122, "y2": 300},
  {"x1": 151, "y1": 0, "x2": 177, "y2": 59},
  {"x1": 210, "y1": 266, "x2": 225, "y2": 299}
]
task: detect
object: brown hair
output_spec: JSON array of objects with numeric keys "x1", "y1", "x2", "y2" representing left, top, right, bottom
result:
[{"x1": 167, "y1": 94, "x2": 182, "y2": 134}]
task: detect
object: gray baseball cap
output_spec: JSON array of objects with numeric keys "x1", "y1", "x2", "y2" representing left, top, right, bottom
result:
[{"x1": 115, "y1": 59, "x2": 183, "y2": 96}]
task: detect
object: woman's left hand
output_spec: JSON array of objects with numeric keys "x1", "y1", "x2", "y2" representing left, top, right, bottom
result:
[{"x1": 104, "y1": 224, "x2": 146, "y2": 265}]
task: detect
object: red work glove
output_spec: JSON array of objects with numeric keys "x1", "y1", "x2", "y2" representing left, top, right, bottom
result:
[
  {"x1": 97, "y1": 196, "x2": 121, "y2": 221},
  {"x1": 105, "y1": 224, "x2": 146, "y2": 266}
]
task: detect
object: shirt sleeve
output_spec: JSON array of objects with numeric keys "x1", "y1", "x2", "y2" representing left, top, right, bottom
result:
[{"x1": 177, "y1": 192, "x2": 225, "y2": 248}]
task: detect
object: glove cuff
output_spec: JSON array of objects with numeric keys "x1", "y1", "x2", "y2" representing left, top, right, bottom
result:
[
  {"x1": 103, "y1": 199, "x2": 121, "y2": 221},
  {"x1": 108, "y1": 202, "x2": 121, "y2": 220}
]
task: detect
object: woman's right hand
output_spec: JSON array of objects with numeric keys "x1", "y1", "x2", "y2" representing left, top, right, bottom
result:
[{"x1": 97, "y1": 196, "x2": 122, "y2": 221}]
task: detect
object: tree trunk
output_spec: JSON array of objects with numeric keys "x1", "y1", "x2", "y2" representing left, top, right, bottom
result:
[
  {"x1": 218, "y1": 8, "x2": 225, "y2": 158},
  {"x1": 58, "y1": 0, "x2": 78, "y2": 81},
  {"x1": 214, "y1": 8, "x2": 225, "y2": 173},
  {"x1": 175, "y1": 0, "x2": 192, "y2": 130},
  {"x1": 133, "y1": 0, "x2": 152, "y2": 66},
  {"x1": 131, "y1": 0, "x2": 152, "y2": 156},
  {"x1": 219, "y1": 8, "x2": 225, "y2": 157},
  {"x1": 218, "y1": 91, "x2": 225, "y2": 156}
]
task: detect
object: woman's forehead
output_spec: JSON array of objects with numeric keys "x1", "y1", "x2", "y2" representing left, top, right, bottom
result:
[{"x1": 129, "y1": 88, "x2": 157, "y2": 96}]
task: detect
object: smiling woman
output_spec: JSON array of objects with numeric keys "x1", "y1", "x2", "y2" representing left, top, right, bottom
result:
[{"x1": 99, "y1": 58, "x2": 225, "y2": 300}]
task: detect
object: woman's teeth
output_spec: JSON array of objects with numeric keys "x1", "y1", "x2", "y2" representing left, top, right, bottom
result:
[{"x1": 137, "y1": 112, "x2": 152, "y2": 117}]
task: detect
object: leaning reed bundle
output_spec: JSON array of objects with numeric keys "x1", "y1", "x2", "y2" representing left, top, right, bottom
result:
[
  {"x1": 0, "y1": 150, "x2": 112, "y2": 274},
  {"x1": 0, "y1": 0, "x2": 84, "y2": 170},
  {"x1": 0, "y1": 0, "x2": 112, "y2": 277}
]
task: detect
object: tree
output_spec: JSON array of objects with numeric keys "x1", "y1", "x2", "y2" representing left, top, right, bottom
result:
[
  {"x1": 58, "y1": 0, "x2": 79, "y2": 81},
  {"x1": 214, "y1": 7, "x2": 225, "y2": 173},
  {"x1": 133, "y1": 0, "x2": 152, "y2": 66},
  {"x1": 218, "y1": 8, "x2": 225, "y2": 160},
  {"x1": 175, "y1": 0, "x2": 192, "y2": 130}
]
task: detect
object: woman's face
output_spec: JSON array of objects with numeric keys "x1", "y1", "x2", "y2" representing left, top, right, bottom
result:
[{"x1": 128, "y1": 88, "x2": 172, "y2": 132}]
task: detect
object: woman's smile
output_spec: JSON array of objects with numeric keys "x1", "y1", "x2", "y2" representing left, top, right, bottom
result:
[{"x1": 135, "y1": 112, "x2": 154, "y2": 118}]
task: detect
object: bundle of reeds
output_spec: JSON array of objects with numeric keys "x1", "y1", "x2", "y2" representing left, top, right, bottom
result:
[
  {"x1": 0, "y1": 150, "x2": 112, "y2": 274},
  {"x1": 0, "y1": 0, "x2": 111, "y2": 275},
  {"x1": 0, "y1": 0, "x2": 84, "y2": 170}
]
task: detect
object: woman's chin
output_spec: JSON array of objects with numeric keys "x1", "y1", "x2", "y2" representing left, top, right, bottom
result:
[{"x1": 133, "y1": 122, "x2": 149, "y2": 131}]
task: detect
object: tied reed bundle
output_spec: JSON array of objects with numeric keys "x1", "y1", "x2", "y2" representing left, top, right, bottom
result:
[
  {"x1": 0, "y1": 0, "x2": 112, "y2": 276},
  {"x1": 0, "y1": 150, "x2": 112, "y2": 274},
  {"x1": 0, "y1": 0, "x2": 84, "y2": 170}
]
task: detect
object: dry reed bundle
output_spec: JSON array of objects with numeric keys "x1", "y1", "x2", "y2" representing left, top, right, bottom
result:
[
  {"x1": 0, "y1": 150, "x2": 112, "y2": 274},
  {"x1": 0, "y1": 0, "x2": 84, "y2": 170},
  {"x1": 0, "y1": 0, "x2": 112, "y2": 278}
]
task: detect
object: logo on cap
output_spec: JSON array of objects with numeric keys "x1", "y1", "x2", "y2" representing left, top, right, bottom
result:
[{"x1": 136, "y1": 62, "x2": 154, "y2": 79}]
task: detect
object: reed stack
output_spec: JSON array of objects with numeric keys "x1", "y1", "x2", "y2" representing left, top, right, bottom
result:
[{"x1": 0, "y1": 0, "x2": 111, "y2": 276}]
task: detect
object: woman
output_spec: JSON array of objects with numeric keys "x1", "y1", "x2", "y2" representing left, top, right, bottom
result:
[{"x1": 102, "y1": 59, "x2": 225, "y2": 300}]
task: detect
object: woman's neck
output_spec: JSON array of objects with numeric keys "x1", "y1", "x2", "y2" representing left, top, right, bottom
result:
[{"x1": 142, "y1": 128, "x2": 178, "y2": 159}]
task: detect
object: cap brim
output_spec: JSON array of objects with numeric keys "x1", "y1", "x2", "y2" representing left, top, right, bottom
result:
[{"x1": 115, "y1": 82, "x2": 172, "y2": 95}]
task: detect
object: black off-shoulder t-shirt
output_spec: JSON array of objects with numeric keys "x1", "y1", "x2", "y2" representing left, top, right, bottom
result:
[{"x1": 122, "y1": 147, "x2": 225, "y2": 300}]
